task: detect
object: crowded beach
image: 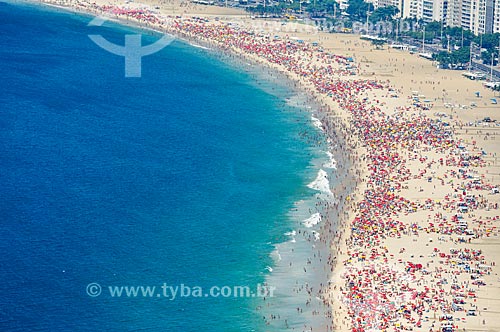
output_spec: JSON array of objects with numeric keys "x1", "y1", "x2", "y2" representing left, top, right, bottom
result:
[{"x1": 38, "y1": 1, "x2": 500, "y2": 330}]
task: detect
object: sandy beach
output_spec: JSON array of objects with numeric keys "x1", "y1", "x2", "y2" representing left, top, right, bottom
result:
[{"x1": 33, "y1": 1, "x2": 500, "y2": 330}]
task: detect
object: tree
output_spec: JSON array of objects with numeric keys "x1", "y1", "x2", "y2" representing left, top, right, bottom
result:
[
  {"x1": 346, "y1": 0, "x2": 374, "y2": 21},
  {"x1": 481, "y1": 50, "x2": 498, "y2": 66},
  {"x1": 443, "y1": 26, "x2": 473, "y2": 47},
  {"x1": 453, "y1": 46, "x2": 471, "y2": 63},
  {"x1": 434, "y1": 51, "x2": 452, "y2": 67},
  {"x1": 369, "y1": 6, "x2": 399, "y2": 23},
  {"x1": 425, "y1": 21, "x2": 441, "y2": 34},
  {"x1": 435, "y1": 47, "x2": 470, "y2": 68},
  {"x1": 307, "y1": 0, "x2": 340, "y2": 17},
  {"x1": 474, "y1": 33, "x2": 500, "y2": 52}
]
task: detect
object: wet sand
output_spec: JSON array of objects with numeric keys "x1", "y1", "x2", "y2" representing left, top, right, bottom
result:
[{"x1": 33, "y1": 1, "x2": 500, "y2": 330}]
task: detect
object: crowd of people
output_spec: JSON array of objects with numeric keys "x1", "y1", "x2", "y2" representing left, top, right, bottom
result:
[{"x1": 42, "y1": 2, "x2": 499, "y2": 330}]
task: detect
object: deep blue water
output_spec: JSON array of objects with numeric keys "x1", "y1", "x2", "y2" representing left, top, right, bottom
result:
[{"x1": 0, "y1": 2, "x2": 320, "y2": 331}]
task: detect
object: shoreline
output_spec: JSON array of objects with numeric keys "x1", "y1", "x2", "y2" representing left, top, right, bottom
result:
[
  {"x1": 14, "y1": 0, "x2": 500, "y2": 331},
  {"x1": 26, "y1": 1, "x2": 354, "y2": 329}
]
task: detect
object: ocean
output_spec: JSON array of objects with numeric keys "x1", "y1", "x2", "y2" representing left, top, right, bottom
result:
[{"x1": 0, "y1": 2, "x2": 336, "y2": 331}]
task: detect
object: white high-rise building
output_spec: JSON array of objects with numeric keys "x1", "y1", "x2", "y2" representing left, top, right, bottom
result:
[
  {"x1": 371, "y1": 0, "x2": 404, "y2": 16},
  {"x1": 343, "y1": 0, "x2": 500, "y2": 35},
  {"x1": 446, "y1": 0, "x2": 462, "y2": 27},
  {"x1": 398, "y1": 0, "x2": 446, "y2": 22},
  {"x1": 446, "y1": 0, "x2": 495, "y2": 34},
  {"x1": 494, "y1": 0, "x2": 500, "y2": 32}
]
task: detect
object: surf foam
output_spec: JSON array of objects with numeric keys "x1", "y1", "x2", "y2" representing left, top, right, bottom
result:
[
  {"x1": 303, "y1": 212, "x2": 322, "y2": 228},
  {"x1": 324, "y1": 151, "x2": 337, "y2": 169},
  {"x1": 311, "y1": 115, "x2": 323, "y2": 131},
  {"x1": 307, "y1": 169, "x2": 333, "y2": 196}
]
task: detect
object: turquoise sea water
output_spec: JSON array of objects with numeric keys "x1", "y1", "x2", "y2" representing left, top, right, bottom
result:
[{"x1": 0, "y1": 2, "x2": 335, "y2": 331}]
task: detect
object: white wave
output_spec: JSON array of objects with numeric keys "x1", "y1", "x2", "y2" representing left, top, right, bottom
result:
[
  {"x1": 303, "y1": 212, "x2": 322, "y2": 228},
  {"x1": 324, "y1": 151, "x2": 337, "y2": 169},
  {"x1": 284, "y1": 230, "x2": 297, "y2": 237},
  {"x1": 311, "y1": 115, "x2": 323, "y2": 131},
  {"x1": 265, "y1": 266, "x2": 273, "y2": 272},
  {"x1": 190, "y1": 43, "x2": 210, "y2": 50},
  {"x1": 307, "y1": 169, "x2": 333, "y2": 196},
  {"x1": 312, "y1": 231, "x2": 320, "y2": 241},
  {"x1": 271, "y1": 249, "x2": 282, "y2": 262}
]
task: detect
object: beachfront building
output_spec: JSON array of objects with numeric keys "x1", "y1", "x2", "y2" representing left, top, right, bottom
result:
[
  {"x1": 399, "y1": 0, "x2": 446, "y2": 22},
  {"x1": 353, "y1": 0, "x2": 500, "y2": 34},
  {"x1": 493, "y1": 0, "x2": 500, "y2": 32},
  {"x1": 449, "y1": 0, "x2": 496, "y2": 34},
  {"x1": 397, "y1": 0, "x2": 498, "y2": 33},
  {"x1": 371, "y1": 0, "x2": 405, "y2": 16},
  {"x1": 484, "y1": 0, "x2": 495, "y2": 33},
  {"x1": 445, "y1": 0, "x2": 461, "y2": 26}
]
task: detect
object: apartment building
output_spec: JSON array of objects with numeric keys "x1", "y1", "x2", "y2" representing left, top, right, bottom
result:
[{"x1": 365, "y1": 0, "x2": 500, "y2": 34}]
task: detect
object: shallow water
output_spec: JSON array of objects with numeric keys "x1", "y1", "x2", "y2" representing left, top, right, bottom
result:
[{"x1": 0, "y1": 2, "x2": 338, "y2": 331}]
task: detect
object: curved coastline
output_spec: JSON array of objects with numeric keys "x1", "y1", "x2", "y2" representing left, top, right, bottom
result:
[
  {"x1": 20, "y1": 0, "x2": 359, "y2": 329},
  {"x1": 13, "y1": 1, "x2": 371, "y2": 330},
  {"x1": 17, "y1": 1, "x2": 500, "y2": 331}
]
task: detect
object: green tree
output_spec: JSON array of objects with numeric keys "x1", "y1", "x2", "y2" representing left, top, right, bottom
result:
[
  {"x1": 307, "y1": 0, "x2": 340, "y2": 17},
  {"x1": 443, "y1": 26, "x2": 473, "y2": 47},
  {"x1": 435, "y1": 47, "x2": 470, "y2": 67},
  {"x1": 474, "y1": 33, "x2": 500, "y2": 52},
  {"x1": 369, "y1": 6, "x2": 399, "y2": 23},
  {"x1": 481, "y1": 50, "x2": 498, "y2": 66},
  {"x1": 425, "y1": 21, "x2": 441, "y2": 34},
  {"x1": 346, "y1": 0, "x2": 374, "y2": 21},
  {"x1": 453, "y1": 46, "x2": 471, "y2": 63}
]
